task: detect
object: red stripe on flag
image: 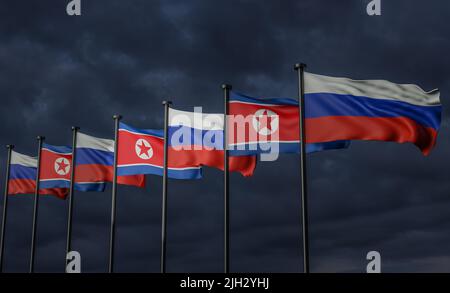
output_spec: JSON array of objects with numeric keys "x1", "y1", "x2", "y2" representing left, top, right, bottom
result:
[
  {"x1": 168, "y1": 149, "x2": 256, "y2": 177},
  {"x1": 75, "y1": 164, "x2": 145, "y2": 188},
  {"x1": 229, "y1": 102, "x2": 299, "y2": 144},
  {"x1": 8, "y1": 178, "x2": 68, "y2": 199},
  {"x1": 305, "y1": 116, "x2": 438, "y2": 155}
]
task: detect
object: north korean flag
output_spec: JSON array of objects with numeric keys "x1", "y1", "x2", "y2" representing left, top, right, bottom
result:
[
  {"x1": 40, "y1": 144, "x2": 106, "y2": 192},
  {"x1": 117, "y1": 122, "x2": 203, "y2": 179},
  {"x1": 228, "y1": 91, "x2": 350, "y2": 155}
]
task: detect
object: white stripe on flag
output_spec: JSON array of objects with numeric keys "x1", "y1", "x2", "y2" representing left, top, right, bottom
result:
[
  {"x1": 10, "y1": 151, "x2": 37, "y2": 167},
  {"x1": 77, "y1": 132, "x2": 115, "y2": 152},
  {"x1": 168, "y1": 108, "x2": 224, "y2": 130},
  {"x1": 304, "y1": 72, "x2": 440, "y2": 106}
]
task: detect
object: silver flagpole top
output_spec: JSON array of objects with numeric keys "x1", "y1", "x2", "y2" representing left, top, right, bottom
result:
[{"x1": 294, "y1": 63, "x2": 307, "y2": 70}]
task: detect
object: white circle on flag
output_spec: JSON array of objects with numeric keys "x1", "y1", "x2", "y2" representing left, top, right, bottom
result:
[
  {"x1": 135, "y1": 139, "x2": 153, "y2": 160},
  {"x1": 54, "y1": 157, "x2": 70, "y2": 176},
  {"x1": 252, "y1": 109, "x2": 279, "y2": 136}
]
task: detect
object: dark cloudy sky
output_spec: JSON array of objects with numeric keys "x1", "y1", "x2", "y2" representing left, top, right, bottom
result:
[{"x1": 0, "y1": 0, "x2": 449, "y2": 273}]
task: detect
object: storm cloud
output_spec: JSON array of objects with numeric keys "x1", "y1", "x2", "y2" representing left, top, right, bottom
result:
[{"x1": 0, "y1": 0, "x2": 449, "y2": 272}]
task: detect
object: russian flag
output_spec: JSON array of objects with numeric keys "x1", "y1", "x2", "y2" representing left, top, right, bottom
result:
[
  {"x1": 40, "y1": 144, "x2": 106, "y2": 192},
  {"x1": 168, "y1": 108, "x2": 257, "y2": 177},
  {"x1": 76, "y1": 132, "x2": 146, "y2": 188},
  {"x1": 228, "y1": 91, "x2": 350, "y2": 155},
  {"x1": 304, "y1": 72, "x2": 442, "y2": 155},
  {"x1": 8, "y1": 150, "x2": 68, "y2": 199},
  {"x1": 117, "y1": 122, "x2": 203, "y2": 179}
]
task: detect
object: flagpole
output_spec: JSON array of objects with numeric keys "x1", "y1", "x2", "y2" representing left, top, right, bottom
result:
[
  {"x1": 30, "y1": 136, "x2": 44, "y2": 273},
  {"x1": 222, "y1": 84, "x2": 231, "y2": 273},
  {"x1": 161, "y1": 100, "x2": 172, "y2": 273},
  {"x1": 65, "y1": 126, "x2": 79, "y2": 272},
  {"x1": 294, "y1": 63, "x2": 310, "y2": 273},
  {"x1": 0, "y1": 145, "x2": 14, "y2": 272},
  {"x1": 108, "y1": 115, "x2": 122, "y2": 273}
]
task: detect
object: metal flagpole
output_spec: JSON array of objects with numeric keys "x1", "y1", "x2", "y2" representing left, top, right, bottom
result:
[
  {"x1": 0, "y1": 145, "x2": 14, "y2": 272},
  {"x1": 29, "y1": 136, "x2": 44, "y2": 273},
  {"x1": 294, "y1": 63, "x2": 310, "y2": 273},
  {"x1": 161, "y1": 100, "x2": 172, "y2": 273},
  {"x1": 222, "y1": 84, "x2": 231, "y2": 273},
  {"x1": 108, "y1": 115, "x2": 122, "y2": 273},
  {"x1": 65, "y1": 126, "x2": 79, "y2": 272}
]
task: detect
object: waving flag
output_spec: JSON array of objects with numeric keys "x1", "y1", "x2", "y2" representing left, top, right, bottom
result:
[
  {"x1": 76, "y1": 132, "x2": 145, "y2": 187},
  {"x1": 168, "y1": 108, "x2": 256, "y2": 177},
  {"x1": 304, "y1": 72, "x2": 442, "y2": 155},
  {"x1": 40, "y1": 144, "x2": 106, "y2": 192},
  {"x1": 117, "y1": 122, "x2": 202, "y2": 179},
  {"x1": 8, "y1": 150, "x2": 67, "y2": 198},
  {"x1": 228, "y1": 92, "x2": 350, "y2": 155}
]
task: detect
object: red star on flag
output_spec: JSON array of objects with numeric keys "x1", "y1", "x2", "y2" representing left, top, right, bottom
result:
[
  {"x1": 137, "y1": 141, "x2": 152, "y2": 157},
  {"x1": 256, "y1": 110, "x2": 274, "y2": 131},
  {"x1": 56, "y1": 159, "x2": 69, "y2": 173}
]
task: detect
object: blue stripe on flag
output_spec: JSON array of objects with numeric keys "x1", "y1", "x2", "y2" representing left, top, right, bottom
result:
[
  {"x1": 76, "y1": 148, "x2": 114, "y2": 166},
  {"x1": 42, "y1": 144, "x2": 72, "y2": 154},
  {"x1": 229, "y1": 141, "x2": 350, "y2": 156},
  {"x1": 118, "y1": 165, "x2": 202, "y2": 180},
  {"x1": 305, "y1": 93, "x2": 441, "y2": 130},
  {"x1": 10, "y1": 164, "x2": 36, "y2": 180},
  {"x1": 119, "y1": 122, "x2": 164, "y2": 137},
  {"x1": 230, "y1": 92, "x2": 299, "y2": 106}
]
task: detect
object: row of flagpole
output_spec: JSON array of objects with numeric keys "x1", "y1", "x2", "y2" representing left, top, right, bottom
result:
[
  {"x1": 0, "y1": 63, "x2": 310, "y2": 273},
  {"x1": 161, "y1": 101, "x2": 171, "y2": 273},
  {"x1": 29, "y1": 136, "x2": 44, "y2": 273},
  {"x1": 66, "y1": 127, "x2": 79, "y2": 270},
  {"x1": 108, "y1": 115, "x2": 121, "y2": 273},
  {"x1": 0, "y1": 145, "x2": 13, "y2": 272},
  {"x1": 296, "y1": 63, "x2": 310, "y2": 273},
  {"x1": 223, "y1": 84, "x2": 231, "y2": 273}
]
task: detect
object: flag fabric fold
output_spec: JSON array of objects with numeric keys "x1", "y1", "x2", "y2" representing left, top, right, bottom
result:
[{"x1": 304, "y1": 72, "x2": 442, "y2": 155}]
